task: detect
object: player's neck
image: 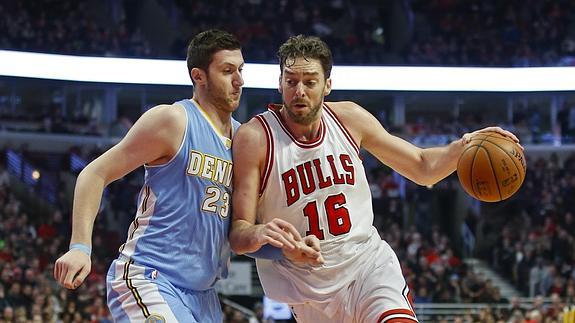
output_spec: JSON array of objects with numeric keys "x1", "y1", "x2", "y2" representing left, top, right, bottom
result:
[
  {"x1": 280, "y1": 107, "x2": 322, "y2": 142},
  {"x1": 192, "y1": 96, "x2": 233, "y2": 139}
]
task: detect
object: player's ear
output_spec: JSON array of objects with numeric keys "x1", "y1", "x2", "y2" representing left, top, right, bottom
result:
[
  {"x1": 191, "y1": 68, "x2": 207, "y2": 85},
  {"x1": 323, "y1": 78, "x2": 332, "y2": 96}
]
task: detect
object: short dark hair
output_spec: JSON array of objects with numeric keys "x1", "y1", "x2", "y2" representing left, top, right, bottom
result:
[
  {"x1": 186, "y1": 29, "x2": 241, "y2": 82},
  {"x1": 277, "y1": 35, "x2": 333, "y2": 79}
]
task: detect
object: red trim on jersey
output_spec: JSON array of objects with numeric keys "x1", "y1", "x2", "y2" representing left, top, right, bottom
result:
[
  {"x1": 378, "y1": 309, "x2": 418, "y2": 323},
  {"x1": 323, "y1": 103, "x2": 360, "y2": 154},
  {"x1": 255, "y1": 115, "x2": 274, "y2": 194},
  {"x1": 267, "y1": 103, "x2": 282, "y2": 112},
  {"x1": 269, "y1": 108, "x2": 326, "y2": 149},
  {"x1": 403, "y1": 284, "x2": 416, "y2": 315},
  {"x1": 382, "y1": 318, "x2": 419, "y2": 323}
]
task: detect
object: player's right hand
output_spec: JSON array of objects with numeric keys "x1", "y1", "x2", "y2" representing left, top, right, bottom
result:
[
  {"x1": 283, "y1": 234, "x2": 325, "y2": 266},
  {"x1": 54, "y1": 249, "x2": 91, "y2": 290},
  {"x1": 255, "y1": 218, "x2": 302, "y2": 250}
]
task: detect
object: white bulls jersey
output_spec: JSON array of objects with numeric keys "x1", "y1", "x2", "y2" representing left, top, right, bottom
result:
[{"x1": 254, "y1": 104, "x2": 383, "y2": 313}]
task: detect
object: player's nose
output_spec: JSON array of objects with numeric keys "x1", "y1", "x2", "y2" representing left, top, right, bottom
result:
[
  {"x1": 233, "y1": 70, "x2": 244, "y2": 88},
  {"x1": 295, "y1": 82, "x2": 306, "y2": 97}
]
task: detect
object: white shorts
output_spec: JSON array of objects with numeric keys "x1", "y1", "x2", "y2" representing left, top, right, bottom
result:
[
  {"x1": 289, "y1": 240, "x2": 418, "y2": 323},
  {"x1": 106, "y1": 257, "x2": 222, "y2": 323}
]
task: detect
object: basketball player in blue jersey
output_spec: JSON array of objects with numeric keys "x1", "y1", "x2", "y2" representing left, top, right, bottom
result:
[
  {"x1": 230, "y1": 35, "x2": 522, "y2": 322},
  {"x1": 53, "y1": 29, "x2": 320, "y2": 322}
]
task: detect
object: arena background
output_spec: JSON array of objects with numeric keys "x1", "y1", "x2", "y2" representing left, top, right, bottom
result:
[{"x1": 1, "y1": 0, "x2": 575, "y2": 322}]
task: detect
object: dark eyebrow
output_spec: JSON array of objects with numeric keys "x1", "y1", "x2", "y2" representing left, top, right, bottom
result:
[
  {"x1": 220, "y1": 62, "x2": 244, "y2": 69},
  {"x1": 284, "y1": 69, "x2": 320, "y2": 76}
]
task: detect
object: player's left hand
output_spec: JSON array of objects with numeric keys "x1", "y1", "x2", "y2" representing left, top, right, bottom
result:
[
  {"x1": 283, "y1": 235, "x2": 325, "y2": 266},
  {"x1": 462, "y1": 126, "x2": 523, "y2": 150}
]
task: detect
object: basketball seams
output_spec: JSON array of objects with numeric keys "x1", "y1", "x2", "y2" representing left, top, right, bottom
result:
[
  {"x1": 474, "y1": 134, "x2": 524, "y2": 183},
  {"x1": 463, "y1": 145, "x2": 481, "y2": 199},
  {"x1": 459, "y1": 133, "x2": 525, "y2": 202},
  {"x1": 477, "y1": 145, "x2": 503, "y2": 201},
  {"x1": 475, "y1": 136, "x2": 500, "y2": 201},
  {"x1": 482, "y1": 140, "x2": 524, "y2": 186}
]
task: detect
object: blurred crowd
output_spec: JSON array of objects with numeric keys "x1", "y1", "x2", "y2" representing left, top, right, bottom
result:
[
  {"x1": 1, "y1": 0, "x2": 574, "y2": 67},
  {"x1": 1, "y1": 146, "x2": 575, "y2": 322},
  {"x1": 0, "y1": 154, "x2": 115, "y2": 322},
  {"x1": 432, "y1": 294, "x2": 573, "y2": 322},
  {"x1": 490, "y1": 154, "x2": 575, "y2": 300},
  {"x1": 0, "y1": 1, "x2": 151, "y2": 58},
  {"x1": 406, "y1": 0, "x2": 575, "y2": 67},
  {"x1": 1, "y1": 0, "x2": 575, "y2": 321},
  {"x1": 369, "y1": 169, "x2": 506, "y2": 305},
  {"x1": 363, "y1": 151, "x2": 575, "y2": 322},
  {"x1": 0, "y1": 152, "x2": 261, "y2": 322}
]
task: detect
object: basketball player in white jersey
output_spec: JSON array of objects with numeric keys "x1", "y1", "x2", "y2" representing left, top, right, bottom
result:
[
  {"x1": 53, "y1": 30, "x2": 319, "y2": 322},
  {"x1": 230, "y1": 35, "x2": 520, "y2": 322}
]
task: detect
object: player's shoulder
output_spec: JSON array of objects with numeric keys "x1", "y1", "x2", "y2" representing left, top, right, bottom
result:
[
  {"x1": 233, "y1": 116, "x2": 268, "y2": 150},
  {"x1": 132, "y1": 103, "x2": 187, "y2": 140},
  {"x1": 140, "y1": 103, "x2": 186, "y2": 125},
  {"x1": 147, "y1": 103, "x2": 186, "y2": 118},
  {"x1": 324, "y1": 101, "x2": 367, "y2": 121},
  {"x1": 237, "y1": 116, "x2": 266, "y2": 137}
]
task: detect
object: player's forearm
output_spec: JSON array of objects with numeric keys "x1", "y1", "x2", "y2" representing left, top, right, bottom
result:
[
  {"x1": 229, "y1": 219, "x2": 264, "y2": 254},
  {"x1": 69, "y1": 167, "x2": 107, "y2": 247},
  {"x1": 419, "y1": 139, "x2": 465, "y2": 185}
]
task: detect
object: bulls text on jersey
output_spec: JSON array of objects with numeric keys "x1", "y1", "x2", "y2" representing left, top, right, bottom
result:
[{"x1": 281, "y1": 153, "x2": 355, "y2": 206}]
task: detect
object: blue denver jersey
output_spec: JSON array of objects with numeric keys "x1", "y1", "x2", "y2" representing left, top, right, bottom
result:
[{"x1": 118, "y1": 99, "x2": 239, "y2": 291}]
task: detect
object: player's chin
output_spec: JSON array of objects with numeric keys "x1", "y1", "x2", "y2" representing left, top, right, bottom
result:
[{"x1": 226, "y1": 99, "x2": 241, "y2": 111}]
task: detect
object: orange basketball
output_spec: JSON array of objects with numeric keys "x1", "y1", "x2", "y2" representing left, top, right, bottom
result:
[{"x1": 457, "y1": 131, "x2": 526, "y2": 202}]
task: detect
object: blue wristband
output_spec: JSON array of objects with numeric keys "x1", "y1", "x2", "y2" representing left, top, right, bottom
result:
[
  {"x1": 246, "y1": 244, "x2": 285, "y2": 260},
  {"x1": 70, "y1": 243, "x2": 91, "y2": 256}
]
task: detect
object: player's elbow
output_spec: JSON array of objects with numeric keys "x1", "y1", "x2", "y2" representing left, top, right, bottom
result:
[
  {"x1": 228, "y1": 225, "x2": 250, "y2": 255},
  {"x1": 228, "y1": 233, "x2": 243, "y2": 255},
  {"x1": 230, "y1": 220, "x2": 264, "y2": 255},
  {"x1": 410, "y1": 176, "x2": 434, "y2": 187},
  {"x1": 412, "y1": 166, "x2": 447, "y2": 186},
  {"x1": 415, "y1": 177, "x2": 439, "y2": 187},
  {"x1": 401, "y1": 162, "x2": 436, "y2": 186},
  {"x1": 411, "y1": 152, "x2": 450, "y2": 186}
]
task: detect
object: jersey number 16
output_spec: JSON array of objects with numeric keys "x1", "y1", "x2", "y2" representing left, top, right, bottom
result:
[{"x1": 303, "y1": 192, "x2": 352, "y2": 240}]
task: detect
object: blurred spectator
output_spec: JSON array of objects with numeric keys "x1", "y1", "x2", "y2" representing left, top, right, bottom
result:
[
  {"x1": 2, "y1": 0, "x2": 574, "y2": 67},
  {"x1": 557, "y1": 103, "x2": 575, "y2": 143}
]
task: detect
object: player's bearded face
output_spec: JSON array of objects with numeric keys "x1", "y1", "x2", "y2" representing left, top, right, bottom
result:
[
  {"x1": 206, "y1": 75, "x2": 241, "y2": 112},
  {"x1": 281, "y1": 57, "x2": 331, "y2": 125},
  {"x1": 284, "y1": 98, "x2": 322, "y2": 125},
  {"x1": 205, "y1": 50, "x2": 244, "y2": 112}
]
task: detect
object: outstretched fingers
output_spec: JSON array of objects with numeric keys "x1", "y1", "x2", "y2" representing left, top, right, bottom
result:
[
  {"x1": 271, "y1": 218, "x2": 303, "y2": 241},
  {"x1": 263, "y1": 230, "x2": 295, "y2": 250},
  {"x1": 263, "y1": 219, "x2": 304, "y2": 250},
  {"x1": 464, "y1": 126, "x2": 523, "y2": 150}
]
